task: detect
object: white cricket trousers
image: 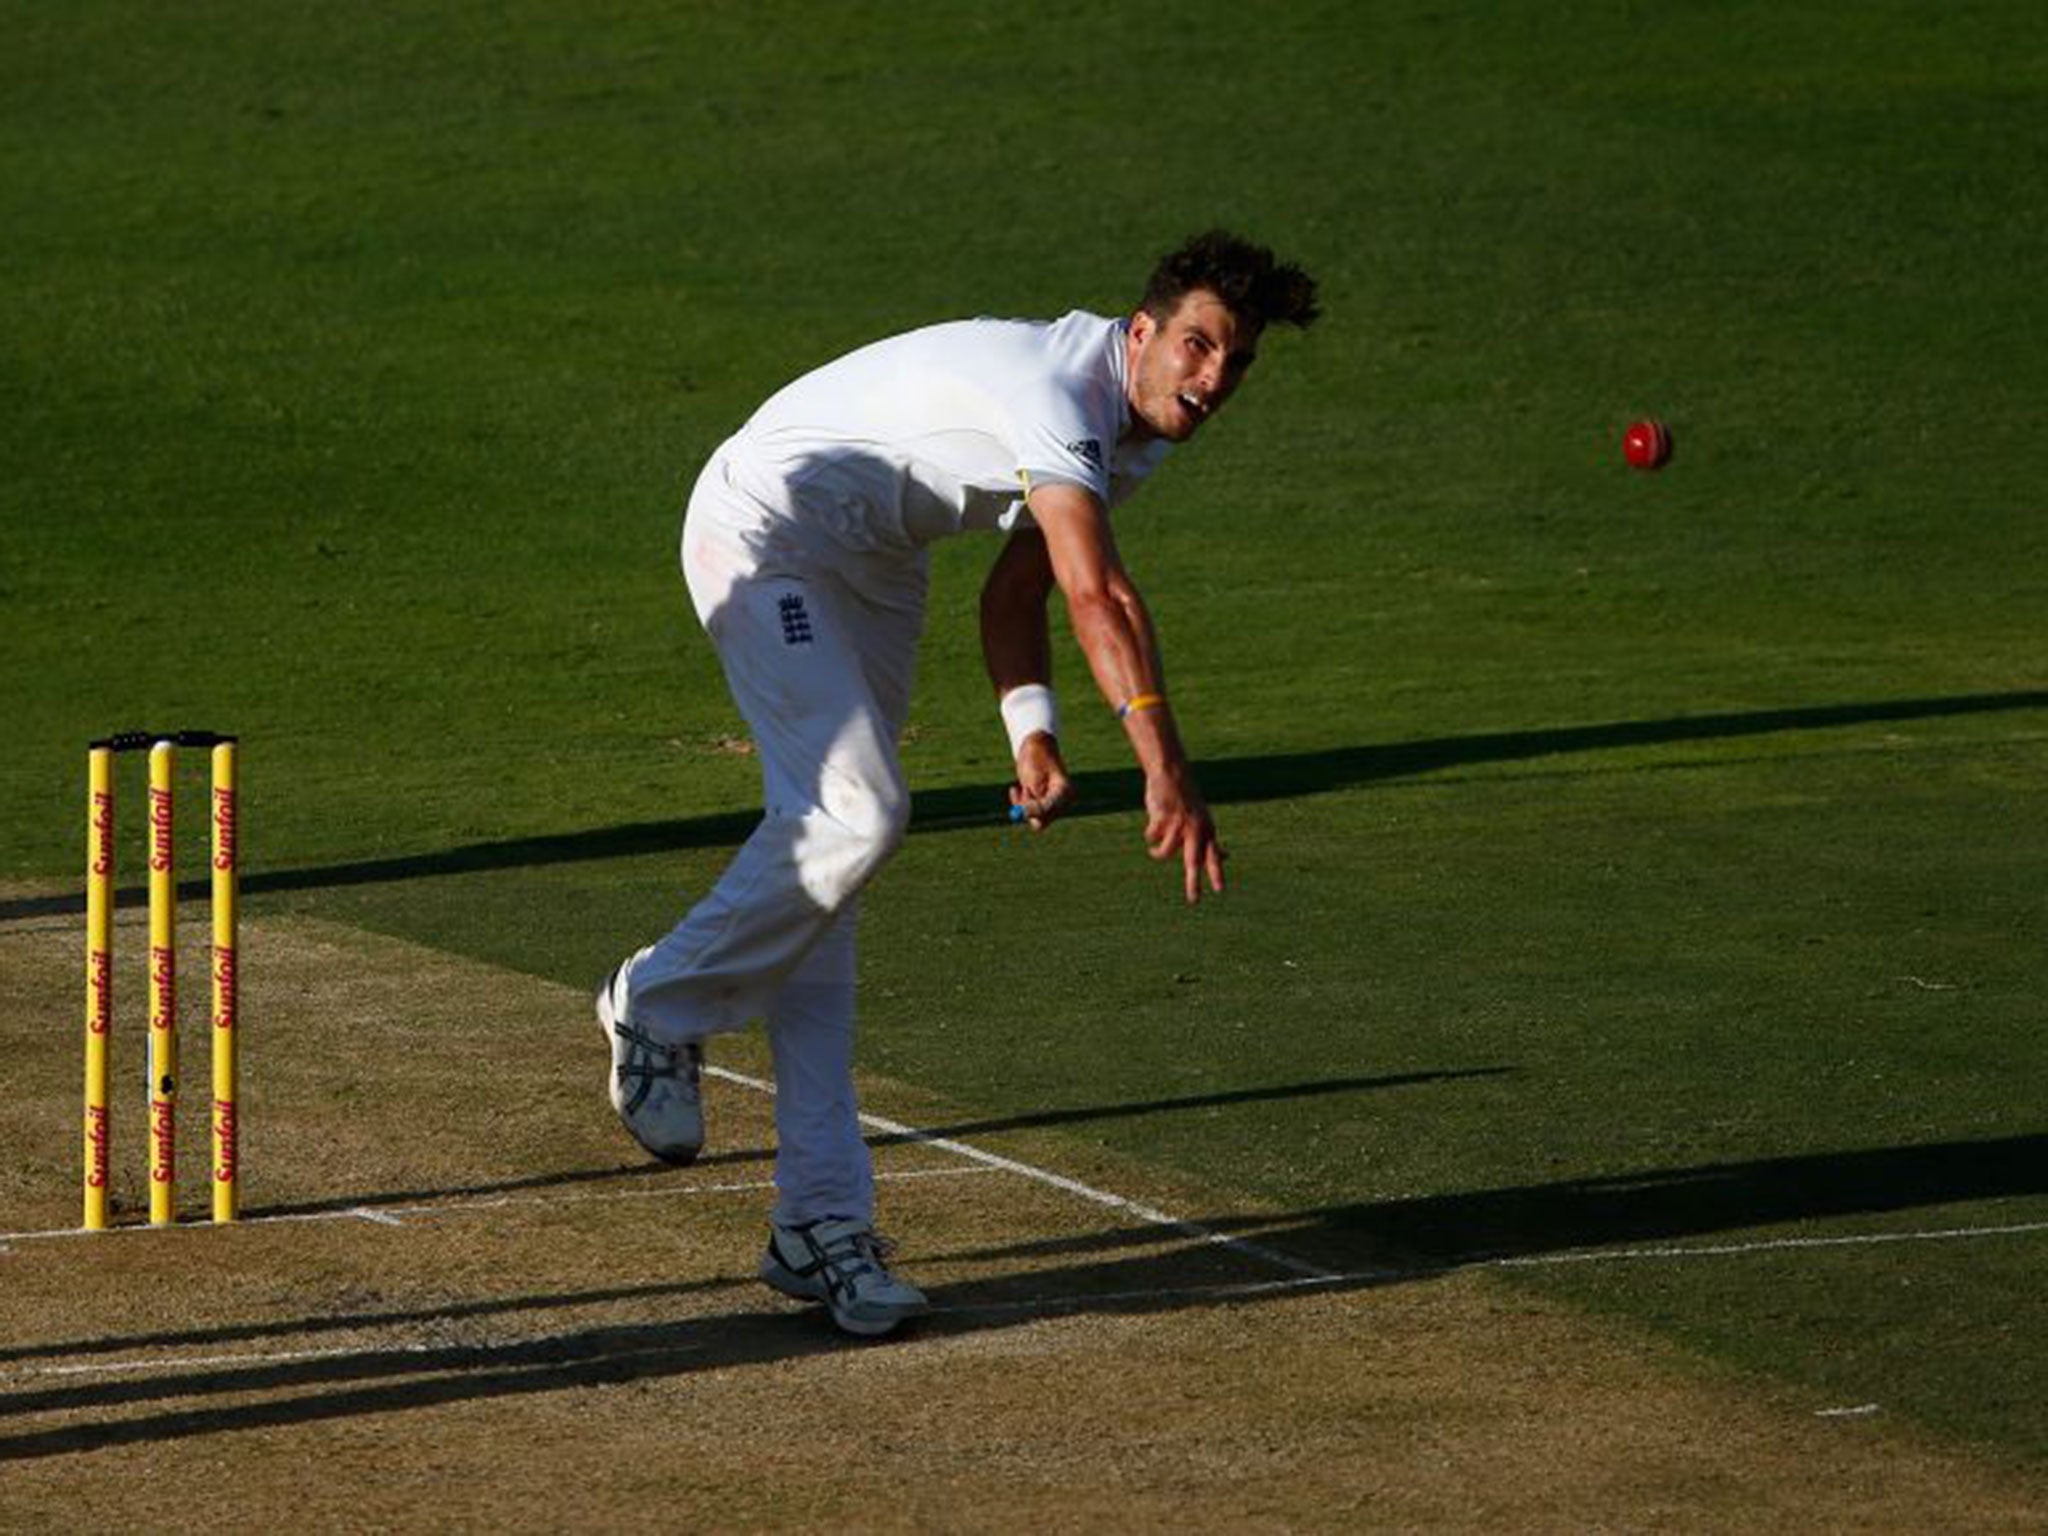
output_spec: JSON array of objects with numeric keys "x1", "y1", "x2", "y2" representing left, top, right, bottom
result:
[{"x1": 620, "y1": 448, "x2": 926, "y2": 1227}]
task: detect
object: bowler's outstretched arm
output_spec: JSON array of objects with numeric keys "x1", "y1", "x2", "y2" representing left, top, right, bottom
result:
[{"x1": 1023, "y1": 481, "x2": 1226, "y2": 903}]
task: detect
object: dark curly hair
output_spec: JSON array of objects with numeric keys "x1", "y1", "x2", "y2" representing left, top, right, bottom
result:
[{"x1": 1140, "y1": 230, "x2": 1321, "y2": 331}]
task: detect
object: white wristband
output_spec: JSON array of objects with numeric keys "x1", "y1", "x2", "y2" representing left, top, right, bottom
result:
[{"x1": 999, "y1": 684, "x2": 1060, "y2": 757}]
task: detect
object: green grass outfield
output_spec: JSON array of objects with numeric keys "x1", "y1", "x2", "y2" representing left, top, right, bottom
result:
[{"x1": 5, "y1": 0, "x2": 2045, "y2": 1468}]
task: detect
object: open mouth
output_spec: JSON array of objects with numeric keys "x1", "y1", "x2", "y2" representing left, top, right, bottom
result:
[{"x1": 1177, "y1": 392, "x2": 1209, "y2": 425}]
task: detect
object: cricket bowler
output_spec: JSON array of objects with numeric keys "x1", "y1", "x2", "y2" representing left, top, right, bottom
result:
[{"x1": 599, "y1": 231, "x2": 1320, "y2": 1335}]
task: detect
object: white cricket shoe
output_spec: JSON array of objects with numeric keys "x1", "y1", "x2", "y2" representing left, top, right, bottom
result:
[
  {"x1": 761, "y1": 1217, "x2": 929, "y2": 1338},
  {"x1": 595, "y1": 963, "x2": 704, "y2": 1165}
]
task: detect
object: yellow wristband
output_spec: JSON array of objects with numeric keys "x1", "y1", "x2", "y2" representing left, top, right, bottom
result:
[{"x1": 1117, "y1": 693, "x2": 1166, "y2": 719}]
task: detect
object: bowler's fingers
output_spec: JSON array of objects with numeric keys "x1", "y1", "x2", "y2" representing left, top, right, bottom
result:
[
  {"x1": 1181, "y1": 830, "x2": 1227, "y2": 904},
  {"x1": 1009, "y1": 777, "x2": 1073, "y2": 832},
  {"x1": 1146, "y1": 813, "x2": 1227, "y2": 903},
  {"x1": 1035, "y1": 776, "x2": 1075, "y2": 827},
  {"x1": 1145, "y1": 809, "x2": 1173, "y2": 860}
]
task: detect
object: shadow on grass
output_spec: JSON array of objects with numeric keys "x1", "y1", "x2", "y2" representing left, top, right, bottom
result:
[
  {"x1": 6, "y1": 689, "x2": 2043, "y2": 922},
  {"x1": 248, "y1": 1158, "x2": 708, "y2": 1220},
  {"x1": 948, "y1": 1131, "x2": 2048, "y2": 1276},
  {"x1": 3, "y1": 1131, "x2": 2039, "y2": 1459},
  {"x1": 869, "y1": 1065, "x2": 1516, "y2": 1148}
]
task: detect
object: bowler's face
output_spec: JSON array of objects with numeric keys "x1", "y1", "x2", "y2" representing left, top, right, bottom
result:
[{"x1": 1124, "y1": 289, "x2": 1262, "y2": 443}]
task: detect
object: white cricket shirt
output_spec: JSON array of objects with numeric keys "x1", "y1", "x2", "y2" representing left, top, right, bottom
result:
[{"x1": 719, "y1": 311, "x2": 1174, "y2": 555}]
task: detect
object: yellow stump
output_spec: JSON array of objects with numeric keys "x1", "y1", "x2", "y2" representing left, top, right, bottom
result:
[
  {"x1": 210, "y1": 740, "x2": 239, "y2": 1223},
  {"x1": 147, "y1": 740, "x2": 177, "y2": 1227},
  {"x1": 83, "y1": 746, "x2": 115, "y2": 1231}
]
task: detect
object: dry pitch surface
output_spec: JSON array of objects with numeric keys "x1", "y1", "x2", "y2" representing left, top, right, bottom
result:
[{"x1": 2, "y1": 903, "x2": 2043, "y2": 1532}]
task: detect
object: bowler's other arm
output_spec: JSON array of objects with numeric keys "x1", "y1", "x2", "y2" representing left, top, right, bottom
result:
[{"x1": 981, "y1": 485, "x2": 1225, "y2": 904}]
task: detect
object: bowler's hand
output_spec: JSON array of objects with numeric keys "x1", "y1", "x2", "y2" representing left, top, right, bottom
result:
[
  {"x1": 1144, "y1": 771, "x2": 1227, "y2": 904},
  {"x1": 1009, "y1": 733, "x2": 1074, "y2": 831}
]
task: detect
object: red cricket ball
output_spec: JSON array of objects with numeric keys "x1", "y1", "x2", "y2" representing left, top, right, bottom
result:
[{"x1": 1623, "y1": 419, "x2": 1673, "y2": 470}]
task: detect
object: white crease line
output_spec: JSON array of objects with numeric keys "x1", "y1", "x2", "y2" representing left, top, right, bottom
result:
[
  {"x1": 343, "y1": 1165, "x2": 998, "y2": 1228},
  {"x1": 1481, "y1": 1218, "x2": 2048, "y2": 1269},
  {"x1": 707, "y1": 1064, "x2": 1337, "y2": 1281},
  {"x1": 0, "y1": 1166, "x2": 996, "y2": 1248},
  {"x1": 2, "y1": 1342, "x2": 440, "y2": 1383}
]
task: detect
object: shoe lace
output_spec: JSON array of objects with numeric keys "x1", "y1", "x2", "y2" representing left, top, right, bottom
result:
[
  {"x1": 819, "y1": 1225, "x2": 897, "y2": 1282},
  {"x1": 614, "y1": 1020, "x2": 698, "y2": 1082}
]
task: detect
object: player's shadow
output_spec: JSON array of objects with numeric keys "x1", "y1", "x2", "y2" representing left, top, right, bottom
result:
[
  {"x1": 860, "y1": 1064, "x2": 1513, "y2": 1148},
  {"x1": 940, "y1": 1129, "x2": 2048, "y2": 1278},
  {"x1": 4, "y1": 1131, "x2": 2037, "y2": 1461},
  {"x1": 5, "y1": 689, "x2": 2042, "y2": 922}
]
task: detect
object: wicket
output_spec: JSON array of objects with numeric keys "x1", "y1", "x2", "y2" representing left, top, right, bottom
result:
[{"x1": 83, "y1": 731, "x2": 239, "y2": 1231}]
